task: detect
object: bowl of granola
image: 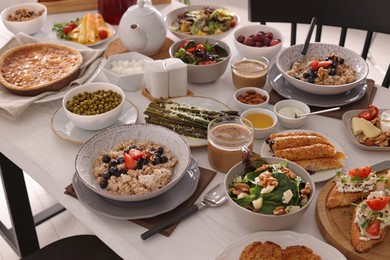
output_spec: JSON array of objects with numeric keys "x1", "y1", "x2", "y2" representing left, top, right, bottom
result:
[
  {"x1": 75, "y1": 124, "x2": 192, "y2": 202},
  {"x1": 276, "y1": 43, "x2": 369, "y2": 95},
  {"x1": 224, "y1": 156, "x2": 315, "y2": 231},
  {"x1": 1, "y1": 2, "x2": 47, "y2": 35}
]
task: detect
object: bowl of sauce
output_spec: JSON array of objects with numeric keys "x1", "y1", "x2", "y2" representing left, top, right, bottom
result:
[
  {"x1": 273, "y1": 100, "x2": 310, "y2": 129},
  {"x1": 240, "y1": 108, "x2": 277, "y2": 139}
]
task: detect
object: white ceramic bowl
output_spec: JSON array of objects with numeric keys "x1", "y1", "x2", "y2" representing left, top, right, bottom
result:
[
  {"x1": 240, "y1": 108, "x2": 277, "y2": 139},
  {"x1": 233, "y1": 87, "x2": 270, "y2": 112},
  {"x1": 276, "y1": 43, "x2": 369, "y2": 95},
  {"x1": 224, "y1": 157, "x2": 315, "y2": 231},
  {"x1": 169, "y1": 37, "x2": 231, "y2": 83},
  {"x1": 1, "y1": 3, "x2": 47, "y2": 35},
  {"x1": 102, "y1": 52, "x2": 152, "y2": 92},
  {"x1": 75, "y1": 124, "x2": 191, "y2": 202},
  {"x1": 63, "y1": 82, "x2": 125, "y2": 131},
  {"x1": 165, "y1": 5, "x2": 239, "y2": 39},
  {"x1": 233, "y1": 24, "x2": 284, "y2": 62},
  {"x1": 274, "y1": 100, "x2": 310, "y2": 129}
]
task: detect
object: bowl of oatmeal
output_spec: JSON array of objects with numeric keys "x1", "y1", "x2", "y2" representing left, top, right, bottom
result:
[
  {"x1": 75, "y1": 124, "x2": 192, "y2": 202},
  {"x1": 1, "y1": 3, "x2": 47, "y2": 35},
  {"x1": 276, "y1": 43, "x2": 368, "y2": 95}
]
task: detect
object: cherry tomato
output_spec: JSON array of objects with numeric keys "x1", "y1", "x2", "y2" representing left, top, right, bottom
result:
[
  {"x1": 63, "y1": 25, "x2": 72, "y2": 35},
  {"x1": 98, "y1": 30, "x2": 108, "y2": 40},
  {"x1": 230, "y1": 19, "x2": 236, "y2": 28},
  {"x1": 187, "y1": 47, "x2": 195, "y2": 53},
  {"x1": 366, "y1": 219, "x2": 381, "y2": 236},
  {"x1": 358, "y1": 110, "x2": 374, "y2": 121},
  {"x1": 124, "y1": 152, "x2": 137, "y2": 170},
  {"x1": 128, "y1": 149, "x2": 144, "y2": 160},
  {"x1": 198, "y1": 60, "x2": 216, "y2": 65},
  {"x1": 179, "y1": 40, "x2": 191, "y2": 49},
  {"x1": 195, "y1": 44, "x2": 205, "y2": 50},
  {"x1": 368, "y1": 105, "x2": 379, "y2": 119},
  {"x1": 366, "y1": 197, "x2": 390, "y2": 211},
  {"x1": 68, "y1": 22, "x2": 78, "y2": 31},
  {"x1": 348, "y1": 166, "x2": 372, "y2": 179}
]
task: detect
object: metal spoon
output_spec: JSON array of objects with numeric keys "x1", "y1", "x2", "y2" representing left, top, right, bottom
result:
[
  {"x1": 295, "y1": 106, "x2": 340, "y2": 118},
  {"x1": 140, "y1": 183, "x2": 227, "y2": 240}
]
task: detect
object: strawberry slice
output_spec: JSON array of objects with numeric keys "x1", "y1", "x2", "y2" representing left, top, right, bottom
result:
[{"x1": 124, "y1": 152, "x2": 137, "y2": 170}]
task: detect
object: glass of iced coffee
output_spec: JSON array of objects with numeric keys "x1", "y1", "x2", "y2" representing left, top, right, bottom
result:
[
  {"x1": 231, "y1": 56, "x2": 269, "y2": 88},
  {"x1": 207, "y1": 115, "x2": 254, "y2": 173}
]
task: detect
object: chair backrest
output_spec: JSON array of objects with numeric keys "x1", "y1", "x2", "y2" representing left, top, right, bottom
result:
[{"x1": 248, "y1": 0, "x2": 390, "y2": 87}]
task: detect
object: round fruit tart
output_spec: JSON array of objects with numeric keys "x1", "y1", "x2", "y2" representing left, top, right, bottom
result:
[{"x1": 0, "y1": 43, "x2": 83, "y2": 96}]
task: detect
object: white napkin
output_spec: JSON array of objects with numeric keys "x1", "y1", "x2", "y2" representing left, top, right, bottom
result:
[{"x1": 0, "y1": 33, "x2": 105, "y2": 120}]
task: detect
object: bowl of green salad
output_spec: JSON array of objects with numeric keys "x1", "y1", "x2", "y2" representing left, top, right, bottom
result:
[
  {"x1": 169, "y1": 37, "x2": 231, "y2": 83},
  {"x1": 165, "y1": 5, "x2": 239, "y2": 39},
  {"x1": 224, "y1": 154, "x2": 315, "y2": 231}
]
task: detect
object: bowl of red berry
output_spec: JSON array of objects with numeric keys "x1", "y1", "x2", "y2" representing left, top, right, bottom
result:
[{"x1": 233, "y1": 24, "x2": 283, "y2": 62}]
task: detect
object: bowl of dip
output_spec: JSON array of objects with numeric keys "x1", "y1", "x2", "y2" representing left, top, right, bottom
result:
[
  {"x1": 240, "y1": 108, "x2": 277, "y2": 139},
  {"x1": 273, "y1": 100, "x2": 310, "y2": 129},
  {"x1": 231, "y1": 56, "x2": 269, "y2": 89}
]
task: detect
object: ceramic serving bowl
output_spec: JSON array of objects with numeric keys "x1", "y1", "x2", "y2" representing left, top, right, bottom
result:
[
  {"x1": 224, "y1": 157, "x2": 315, "y2": 231},
  {"x1": 274, "y1": 99, "x2": 310, "y2": 129},
  {"x1": 63, "y1": 82, "x2": 125, "y2": 131},
  {"x1": 233, "y1": 24, "x2": 284, "y2": 62},
  {"x1": 169, "y1": 37, "x2": 231, "y2": 83},
  {"x1": 233, "y1": 87, "x2": 270, "y2": 112},
  {"x1": 75, "y1": 124, "x2": 191, "y2": 202},
  {"x1": 276, "y1": 43, "x2": 369, "y2": 95},
  {"x1": 165, "y1": 5, "x2": 239, "y2": 39},
  {"x1": 1, "y1": 2, "x2": 47, "y2": 35},
  {"x1": 102, "y1": 52, "x2": 152, "y2": 92},
  {"x1": 240, "y1": 108, "x2": 277, "y2": 139}
]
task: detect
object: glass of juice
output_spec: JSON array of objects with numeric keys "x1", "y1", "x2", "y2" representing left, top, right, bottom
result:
[
  {"x1": 98, "y1": 0, "x2": 137, "y2": 25},
  {"x1": 207, "y1": 115, "x2": 254, "y2": 173}
]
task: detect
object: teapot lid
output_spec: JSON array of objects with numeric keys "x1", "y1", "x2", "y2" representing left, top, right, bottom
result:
[{"x1": 128, "y1": 0, "x2": 157, "y2": 16}]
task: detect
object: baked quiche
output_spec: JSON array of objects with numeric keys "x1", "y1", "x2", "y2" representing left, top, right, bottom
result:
[{"x1": 0, "y1": 43, "x2": 83, "y2": 96}]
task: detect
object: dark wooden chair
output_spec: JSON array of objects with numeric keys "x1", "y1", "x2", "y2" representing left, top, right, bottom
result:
[
  {"x1": 248, "y1": 0, "x2": 390, "y2": 88},
  {"x1": 22, "y1": 235, "x2": 122, "y2": 260}
]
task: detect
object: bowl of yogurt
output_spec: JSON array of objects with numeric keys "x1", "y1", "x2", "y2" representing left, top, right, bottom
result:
[{"x1": 274, "y1": 99, "x2": 310, "y2": 129}]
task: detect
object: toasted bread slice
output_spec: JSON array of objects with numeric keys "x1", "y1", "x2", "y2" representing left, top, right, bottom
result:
[
  {"x1": 239, "y1": 241, "x2": 282, "y2": 260},
  {"x1": 282, "y1": 245, "x2": 321, "y2": 260},
  {"x1": 325, "y1": 186, "x2": 368, "y2": 208},
  {"x1": 351, "y1": 205, "x2": 388, "y2": 253}
]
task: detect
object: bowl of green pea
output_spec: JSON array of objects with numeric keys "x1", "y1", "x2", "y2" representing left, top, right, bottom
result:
[{"x1": 63, "y1": 82, "x2": 125, "y2": 130}]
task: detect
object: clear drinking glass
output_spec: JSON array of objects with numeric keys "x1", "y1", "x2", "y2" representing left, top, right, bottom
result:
[
  {"x1": 207, "y1": 115, "x2": 254, "y2": 173},
  {"x1": 231, "y1": 56, "x2": 269, "y2": 88}
]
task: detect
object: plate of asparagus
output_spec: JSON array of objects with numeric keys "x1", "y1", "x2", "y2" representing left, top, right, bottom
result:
[{"x1": 144, "y1": 96, "x2": 238, "y2": 147}]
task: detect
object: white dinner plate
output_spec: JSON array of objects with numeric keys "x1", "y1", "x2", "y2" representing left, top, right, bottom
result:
[
  {"x1": 342, "y1": 108, "x2": 390, "y2": 151},
  {"x1": 260, "y1": 129, "x2": 346, "y2": 183},
  {"x1": 34, "y1": 41, "x2": 103, "y2": 104},
  {"x1": 50, "y1": 99, "x2": 138, "y2": 144},
  {"x1": 268, "y1": 64, "x2": 368, "y2": 108},
  {"x1": 215, "y1": 231, "x2": 346, "y2": 260},
  {"x1": 54, "y1": 23, "x2": 116, "y2": 48},
  {"x1": 171, "y1": 96, "x2": 231, "y2": 147},
  {"x1": 72, "y1": 156, "x2": 200, "y2": 219}
]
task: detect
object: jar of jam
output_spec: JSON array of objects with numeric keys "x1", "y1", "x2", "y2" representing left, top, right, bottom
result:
[{"x1": 98, "y1": 0, "x2": 137, "y2": 25}]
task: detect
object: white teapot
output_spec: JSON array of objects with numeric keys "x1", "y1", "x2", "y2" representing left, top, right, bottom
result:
[{"x1": 118, "y1": 0, "x2": 167, "y2": 56}]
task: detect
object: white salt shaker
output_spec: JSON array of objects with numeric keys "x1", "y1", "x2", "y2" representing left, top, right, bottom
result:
[
  {"x1": 144, "y1": 60, "x2": 169, "y2": 98},
  {"x1": 165, "y1": 58, "x2": 187, "y2": 97}
]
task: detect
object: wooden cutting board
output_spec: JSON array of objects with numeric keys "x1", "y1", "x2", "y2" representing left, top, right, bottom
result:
[{"x1": 316, "y1": 170, "x2": 390, "y2": 260}]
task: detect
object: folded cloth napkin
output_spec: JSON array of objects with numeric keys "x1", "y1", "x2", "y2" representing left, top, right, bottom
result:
[
  {"x1": 0, "y1": 32, "x2": 104, "y2": 120},
  {"x1": 65, "y1": 167, "x2": 217, "y2": 237},
  {"x1": 269, "y1": 79, "x2": 377, "y2": 119}
]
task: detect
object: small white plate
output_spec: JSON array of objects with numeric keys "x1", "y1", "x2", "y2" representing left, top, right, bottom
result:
[
  {"x1": 342, "y1": 109, "x2": 390, "y2": 151},
  {"x1": 215, "y1": 231, "x2": 346, "y2": 260},
  {"x1": 172, "y1": 96, "x2": 231, "y2": 147},
  {"x1": 72, "y1": 156, "x2": 200, "y2": 219},
  {"x1": 260, "y1": 129, "x2": 346, "y2": 183},
  {"x1": 51, "y1": 99, "x2": 138, "y2": 144},
  {"x1": 55, "y1": 23, "x2": 115, "y2": 47}
]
